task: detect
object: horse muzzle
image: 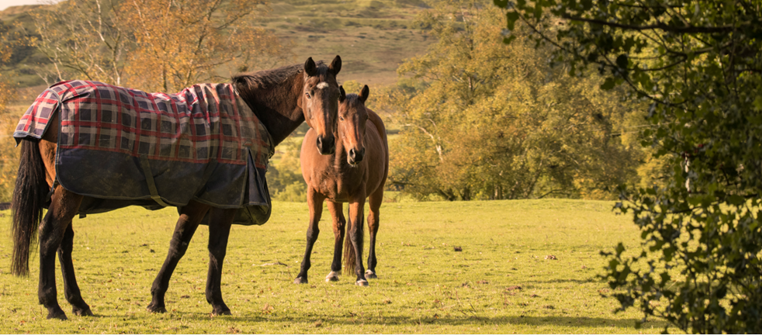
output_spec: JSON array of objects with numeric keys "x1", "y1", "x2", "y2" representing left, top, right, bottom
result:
[
  {"x1": 348, "y1": 147, "x2": 365, "y2": 165},
  {"x1": 316, "y1": 135, "x2": 335, "y2": 155}
]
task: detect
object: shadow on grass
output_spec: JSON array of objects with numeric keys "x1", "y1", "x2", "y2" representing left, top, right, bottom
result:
[
  {"x1": 48, "y1": 310, "x2": 671, "y2": 332},
  {"x1": 527, "y1": 278, "x2": 600, "y2": 284},
  {"x1": 175, "y1": 313, "x2": 668, "y2": 329}
]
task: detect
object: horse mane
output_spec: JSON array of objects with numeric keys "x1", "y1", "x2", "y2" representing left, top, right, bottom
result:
[{"x1": 231, "y1": 61, "x2": 325, "y2": 145}]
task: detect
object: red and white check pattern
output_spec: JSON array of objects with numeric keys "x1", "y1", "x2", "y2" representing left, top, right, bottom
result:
[{"x1": 15, "y1": 80, "x2": 271, "y2": 169}]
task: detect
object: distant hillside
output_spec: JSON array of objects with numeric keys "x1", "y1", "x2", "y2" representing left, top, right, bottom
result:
[
  {"x1": 262, "y1": 0, "x2": 432, "y2": 87},
  {"x1": 0, "y1": 0, "x2": 433, "y2": 91},
  {"x1": 0, "y1": 3, "x2": 55, "y2": 89}
]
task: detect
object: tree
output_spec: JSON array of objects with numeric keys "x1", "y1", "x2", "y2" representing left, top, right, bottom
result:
[
  {"x1": 267, "y1": 139, "x2": 307, "y2": 202},
  {"x1": 0, "y1": 26, "x2": 23, "y2": 202},
  {"x1": 380, "y1": 0, "x2": 641, "y2": 201},
  {"x1": 32, "y1": 0, "x2": 287, "y2": 91},
  {"x1": 0, "y1": 77, "x2": 20, "y2": 202},
  {"x1": 496, "y1": 0, "x2": 762, "y2": 332},
  {"x1": 32, "y1": 0, "x2": 127, "y2": 85},
  {"x1": 122, "y1": 0, "x2": 286, "y2": 92}
]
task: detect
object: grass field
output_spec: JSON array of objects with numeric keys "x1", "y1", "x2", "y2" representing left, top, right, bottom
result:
[{"x1": 0, "y1": 199, "x2": 667, "y2": 333}]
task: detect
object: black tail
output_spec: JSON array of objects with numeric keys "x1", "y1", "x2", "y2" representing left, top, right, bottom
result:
[
  {"x1": 11, "y1": 140, "x2": 48, "y2": 276},
  {"x1": 343, "y1": 219, "x2": 364, "y2": 275}
]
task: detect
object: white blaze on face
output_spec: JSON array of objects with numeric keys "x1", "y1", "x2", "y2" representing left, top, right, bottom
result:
[{"x1": 316, "y1": 82, "x2": 329, "y2": 89}]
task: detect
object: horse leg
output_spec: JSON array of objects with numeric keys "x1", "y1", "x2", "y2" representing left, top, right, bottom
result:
[
  {"x1": 38, "y1": 138, "x2": 89, "y2": 311},
  {"x1": 365, "y1": 187, "x2": 383, "y2": 279},
  {"x1": 205, "y1": 207, "x2": 236, "y2": 316},
  {"x1": 294, "y1": 188, "x2": 324, "y2": 284},
  {"x1": 348, "y1": 196, "x2": 368, "y2": 286},
  {"x1": 326, "y1": 201, "x2": 345, "y2": 282},
  {"x1": 39, "y1": 186, "x2": 83, "y2": 320},
  {"x1": 57, "y1": 223, "x2": 92, "y2": 316},
  {"x1": 147, "y1": 201, "x2": 210, "y2": 313}
]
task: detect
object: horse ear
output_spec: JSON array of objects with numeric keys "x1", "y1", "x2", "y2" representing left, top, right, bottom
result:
[
  {"x1": 359, "y1": 85, "x2": 369, "y2": 103},
  {"x1": 304, "y1": 57, "x2": 317, "y2": 77},
  {"x1": 339, "y1": 86, "x2": 346, "y2": 103},
  {"x1": 329, "y1": 55, "x2": 342, "y2": 76}
]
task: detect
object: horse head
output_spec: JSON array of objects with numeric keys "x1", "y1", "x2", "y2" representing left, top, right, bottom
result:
[
  {"x1": 337, "y1": 85, "x2": 370, "y2": 166},
  {"x1": 300, "y1": 55, "x2": 341, "y2": 155}
]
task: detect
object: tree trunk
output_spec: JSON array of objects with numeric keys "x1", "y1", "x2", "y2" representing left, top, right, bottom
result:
[{"x1": 461, "y1": 187, "x2": 471, "y2": 201}]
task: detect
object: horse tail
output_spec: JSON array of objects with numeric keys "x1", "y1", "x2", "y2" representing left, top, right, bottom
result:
[
  {"x1": 11, "y1": 140, "x2": 48, "y2": 276},
  {"x1": 343, "y1": 218, "x2": 365, "y2": 276}
]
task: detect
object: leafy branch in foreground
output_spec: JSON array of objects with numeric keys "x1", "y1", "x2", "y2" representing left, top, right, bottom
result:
[{"x1": 495, "y1": 0, "x2": 762, "y2": 333}]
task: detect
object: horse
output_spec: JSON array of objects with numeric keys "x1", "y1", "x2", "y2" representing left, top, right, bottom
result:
[
  {"x1": 294, "y1": 85, "x2": 389, "y2": 286},
  {"x1": 10, "y1": 56, "x2": 343, "y2": 320}
]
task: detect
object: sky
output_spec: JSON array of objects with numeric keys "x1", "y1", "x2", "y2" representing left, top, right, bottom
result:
[{"x1": 0, "y1": 0, "x2": 49, "y2": 11}]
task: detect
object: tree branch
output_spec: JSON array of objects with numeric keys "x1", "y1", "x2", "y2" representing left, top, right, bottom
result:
[{"x1": 562, "y1": 15, "x2": 736, "y2": 34}]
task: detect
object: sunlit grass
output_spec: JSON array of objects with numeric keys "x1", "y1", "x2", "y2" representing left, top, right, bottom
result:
[{"x1": 0, "y1": 199, "x2": 665, "y2": 333}]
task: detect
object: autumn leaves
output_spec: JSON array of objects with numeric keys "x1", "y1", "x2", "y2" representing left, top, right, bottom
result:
[{"x1": 32, "y1": 0, "x2": 286, "y2": 92}]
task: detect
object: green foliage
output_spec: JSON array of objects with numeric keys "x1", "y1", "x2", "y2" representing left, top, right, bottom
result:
[
  {"x1": 0, "y1": 79, "x2": 18, "y2": 202},
  {"x1": 0, "y1": 26, "x2": 23, "y2": 202},
  {"x1": 0, "y1": 200, "x2": 667, "y2": 333},
  {"x1": 267, "y1": 137, "x2": 307, "y2": 202},
  {"x1": 381, "y1": 0, "x2": 642, "y2": 201},
  {"x1": 497, "y1": 0, "x2": 762, "y2": 332},
  {"x1": 340, "y1": 79, "x2": 364, "y2": 96}
]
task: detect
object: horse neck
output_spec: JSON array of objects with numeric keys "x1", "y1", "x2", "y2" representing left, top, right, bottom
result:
[{"x1": 237, "y1": 73, "x2": 306, "y2": 146}]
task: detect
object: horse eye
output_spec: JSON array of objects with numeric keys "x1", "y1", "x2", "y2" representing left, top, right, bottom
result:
[
  {"x1": 340, "y1": 117, "x2": 344, "y2": 121},
  {"x1": 305, "y1": 92, "x2": 311, "y2": 98}
]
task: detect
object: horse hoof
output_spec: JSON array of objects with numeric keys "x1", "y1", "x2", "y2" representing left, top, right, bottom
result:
[
  {"x1": 365, "y1": 270, "x2": 378, "y2": 279},
  {"x1": 47, "y1": 307, "x2": 68, "y2": 320},
  {"x1": 146, "y1": 303, "x2": 167, "y2": 313},
  {"x1": 294, "y1": 277, "x2": 308, "y2": 284},
  {"x1": 356, "y1": 279, "x2": 369, "y2": 287},
  {"x1": 212, "y1": 307, "x2": 231, "y2": 316},
  {"x1": 325, "y1": 272, "x2": 339, "y2": 282},
  {"x1": 73, "y1": 306, "x2": 93, "y2": 317}
]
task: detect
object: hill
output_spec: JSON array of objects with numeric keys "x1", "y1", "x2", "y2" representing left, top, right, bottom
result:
[
  {"x1": 0, "y1": 0, "x2": 433, "y2": 93},
  {"x1": 263, "y1": 0, "x2": 432, "y2": 86}
]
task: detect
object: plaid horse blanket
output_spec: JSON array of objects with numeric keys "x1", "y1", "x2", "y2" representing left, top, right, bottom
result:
[{"x1": 14, "y1": 80, "x2": 273, "y2": 225}]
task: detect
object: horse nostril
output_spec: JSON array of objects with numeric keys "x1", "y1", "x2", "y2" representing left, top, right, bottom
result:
[
  {"x1": 355, "y1": 148, "x2": 365, "y2": 162},
  {"x1": 349, "y1": 148, "x2": 356, "y2": 159},
  {"x1": 324, "y1": 136, "x2": 335, "y2": 154},
  {"x1": 316, "y1": 136, "x2": 323, "y2": 151}
]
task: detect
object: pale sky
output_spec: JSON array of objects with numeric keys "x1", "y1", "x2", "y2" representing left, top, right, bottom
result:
[{"x1": 0, "y1": 0, "x2": 49, "y2": 11}]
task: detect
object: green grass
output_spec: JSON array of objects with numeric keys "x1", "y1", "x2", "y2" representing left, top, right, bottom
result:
[{"x1": 0, "y1": 199, "x2": 666, "y2": 333}]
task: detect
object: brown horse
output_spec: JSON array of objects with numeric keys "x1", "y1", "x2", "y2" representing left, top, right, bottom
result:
[
  {"x1": 294, "y1": 85, "x2": 389, "y2": 286},
  {"x1": 11, "y1": 56, "x2": 342, "y2": 319}
]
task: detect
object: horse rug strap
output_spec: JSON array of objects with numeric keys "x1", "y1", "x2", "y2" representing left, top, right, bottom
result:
[
  {"x1": 139, "y1": 154, "x2": 172, "y2": 207},
  {"x1": 14, "y1": 80, "x2": 273, "y2": 225}
]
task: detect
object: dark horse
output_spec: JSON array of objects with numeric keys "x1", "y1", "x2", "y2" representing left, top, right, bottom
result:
[
  {"x1": 10, "y1": 56, "x2": 342, "y2": 319},
  {"x1": 294, "y1": 85, "x2": 388, "y2": 286}
]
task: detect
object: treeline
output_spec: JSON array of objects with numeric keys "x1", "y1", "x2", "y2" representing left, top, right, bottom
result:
[{"x1": 376, "y1": 1, "x2": 660, "y2": 201}]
